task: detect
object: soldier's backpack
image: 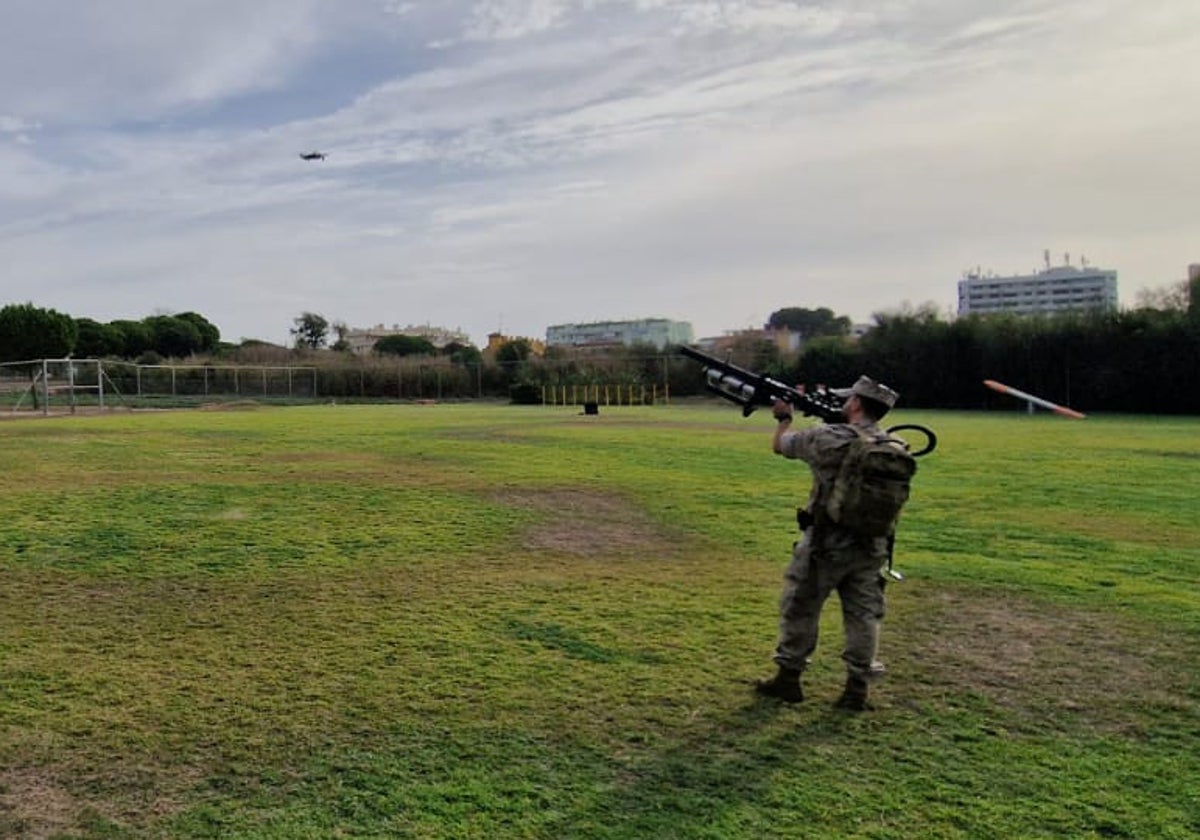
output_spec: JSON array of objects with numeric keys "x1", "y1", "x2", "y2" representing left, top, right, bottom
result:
[{"x1": 825, "y1": 428, "x2": 916, "y2": 537}]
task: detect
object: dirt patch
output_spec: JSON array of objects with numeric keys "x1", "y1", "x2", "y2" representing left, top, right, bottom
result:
[
  {"x1": 0, "y1": 764, "x2": 198, "y2": 839},
  {"x1": 0, "y1": 406, "x2": 141, "y2": 420},
  {"x1": 489, "y1": 487, "x2": 685, "y2": 559},
  {"x1": 0, "y1": 768, "x2": 81, "y2": 839},
  {"x1": 197, "y1": 399, "x2": 262, "y2": 411},
  {"x1": 896, "y1": 588, "x2": 1190, "y2": 734}
]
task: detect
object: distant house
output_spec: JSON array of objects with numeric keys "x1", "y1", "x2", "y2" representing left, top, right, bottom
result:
[
  {"x1": 697, "y1": 327, "x2": 802, "y2": 355},
  {"x1": 485, "y1": 332, "x2": 545, "y2": 357},
  {"x1": 546, "y1": 318, "x2": 693, "y2": 351},
  {"x1": 344, "y1": 323, "x2": 472, "y2": 355}
]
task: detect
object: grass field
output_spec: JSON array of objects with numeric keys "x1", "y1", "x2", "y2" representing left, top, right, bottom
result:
[{"x1": 1, "y1": 403, "x2": 1197, "y2": 838}]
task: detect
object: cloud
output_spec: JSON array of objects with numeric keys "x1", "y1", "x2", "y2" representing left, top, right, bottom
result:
[
  {"x1": 0, "y1": 0, "x2": 332, "y2": 124},
  {"x1": 0, "y1": 115, "x2": 42, "y2": 134},
  {"x1": 461, "y1": 0, "x2": 572, "y2": 42},
  {"x1": 2, "y1": 0, "x2": 1199, "y2": 346}
]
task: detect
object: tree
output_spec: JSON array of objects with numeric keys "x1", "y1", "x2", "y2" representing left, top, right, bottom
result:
[
  {"x1": 724, "y1": 334, "x2": 783, "y2": 372},
  {"x1": 795, "y1": 336, "x2": 861, "y2": 388},
  {"x1": 1134, "y1": 280, "x2": 1190, "y2": 312},
  {"x1": 73, "y1": 318, "x2": 122, "y2": 358},
  {"x1": 494, "y1": 339, "x2": 533, "y2": 385},
  {"x1": 0, "y1": 303, "x2": 77, "y2": 363},
  {"x1": 145, "y1": 314, "x2": 203, "y2": 359},
  {"x1": 495, "y1": 339, "x2": 532, "y2": 366},
  {"x1": 292, "y1": 312, "x2": 329, "y2": 349},
  {"x1": 0, "y1": 303, "x2": 77, "y2": 409},
  {"x1": 175, "y1": 312, "x2": 221, "y2": 353},
  {"x1": 767, "y1": 307, "x2": 852, "y2": 338},
  {"x1": 109, "y1": 320, "x2": 153, "y2": 358},
  {"x1": 330, "y1": 320, "x2": 350, "y2": 353},
  {"x1": 374, "y1": 335, "x2": 436, "y2": 357},
  {"x1": 442, "y1": 341, "x2": 482, "y2": 366}
]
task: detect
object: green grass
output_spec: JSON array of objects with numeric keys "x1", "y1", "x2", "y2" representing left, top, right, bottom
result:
[{"x1": 1, "y1": 404, "x2": 1197, "y2": 838}]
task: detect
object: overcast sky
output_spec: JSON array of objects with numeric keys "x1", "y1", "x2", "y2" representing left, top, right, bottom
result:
[{"x1": 2, "y1": 1, "x2": 1197, "y2": 346}]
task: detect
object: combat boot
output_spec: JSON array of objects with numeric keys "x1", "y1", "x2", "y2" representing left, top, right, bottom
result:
[
  {"x1": 755, "y1": 667, "x2": 803, "y2": 703},
  {"x1": 834, "y1": 676, "x2": 870, "y2": 711}
]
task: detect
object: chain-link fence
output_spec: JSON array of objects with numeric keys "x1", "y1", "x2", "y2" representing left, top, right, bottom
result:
[{"x1": 0, "y1": 359, "x2": 319, "y2": 414}]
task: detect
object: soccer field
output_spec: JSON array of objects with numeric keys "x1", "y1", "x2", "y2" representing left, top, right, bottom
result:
[{"x1": 1, "y1": 404, "x2": 1197, "y2": 838}]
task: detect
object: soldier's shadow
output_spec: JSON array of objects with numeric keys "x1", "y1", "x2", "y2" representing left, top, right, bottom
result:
[{"x1": 545, "y1": 686, "x2": 859, "y2": 837}]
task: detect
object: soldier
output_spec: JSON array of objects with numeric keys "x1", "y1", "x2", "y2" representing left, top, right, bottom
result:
[{"x1": 755, "y1": 375, "x2": 901, "y2": 711}]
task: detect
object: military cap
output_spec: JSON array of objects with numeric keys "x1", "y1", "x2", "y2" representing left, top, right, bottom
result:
[{"x1": 832, "y1": 375, "x2": 899, "y2": 408}]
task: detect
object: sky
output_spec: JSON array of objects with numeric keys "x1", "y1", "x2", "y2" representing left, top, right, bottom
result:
[{"x1": 2, "y1": 0, "x2": 1198, "y2": 347}]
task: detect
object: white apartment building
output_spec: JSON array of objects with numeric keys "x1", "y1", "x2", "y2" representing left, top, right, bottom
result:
[
  {"x1": 545, "y1": 318, "x2": 694, "y2": 351},
  {"x1": 958, "y1": 263, "x2": 1118, "y2": 316}
]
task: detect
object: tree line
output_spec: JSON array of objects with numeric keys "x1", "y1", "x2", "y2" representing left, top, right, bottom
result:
[
  {"x1": 0, "y1": 304, "x2": 221, "y2": 364},
  {"x1": 787, "y1": 304, "x2": 1200, "y2": 414},
  {"x1": 3, "y1": 296, "x2": 1198, "y2": 413}
]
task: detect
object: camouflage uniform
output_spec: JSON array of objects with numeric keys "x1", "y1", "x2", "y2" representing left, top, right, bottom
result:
[{"x1": 773, "y1": 420, "x2": 890, "y2": 683}]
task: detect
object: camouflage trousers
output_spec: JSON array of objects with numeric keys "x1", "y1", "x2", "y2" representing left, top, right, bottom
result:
[{"x1": 772, "y1": 534, "x2": 888, "y2": 680}]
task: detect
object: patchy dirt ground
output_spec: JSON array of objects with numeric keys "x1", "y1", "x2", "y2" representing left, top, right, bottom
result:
[
  {"x1": 892, "y1": 587, "x2": 1192, "y2": 734},
  {"x1": 0, "y1": 769, "x2": 77, "y2": 840},
  {"x1": 489, "y1": 487, "x2": 687, "y2": 560},
  {"x1": 0, "y1": 764, "x2": 197, "y2": 840}
]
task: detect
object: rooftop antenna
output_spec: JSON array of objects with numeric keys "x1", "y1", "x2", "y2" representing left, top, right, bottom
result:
[
  {"x1": 1064, "y1": 252, "x2": 1070, "y2": 267},
  {"x1": 1081, "y1": 254, "x2": 1088, "y2": 268},
  {"x1": 1043, "y1": 249, "x2": 1051, "y2": 271}
]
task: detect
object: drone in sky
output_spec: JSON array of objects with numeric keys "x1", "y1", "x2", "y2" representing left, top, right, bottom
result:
[{"x1": 298, "y1": 151, "x2": 327, "y2": 161}]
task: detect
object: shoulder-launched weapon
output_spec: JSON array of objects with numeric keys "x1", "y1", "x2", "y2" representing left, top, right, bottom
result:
[
  {"x1": 677, "y1": 344, "x2": 937, "y2": 457},
  {"x1": 679, "y1": 344, "x2": 842, "y2": 421}
]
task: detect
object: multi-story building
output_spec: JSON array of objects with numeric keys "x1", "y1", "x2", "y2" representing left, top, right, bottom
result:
[
  {"x1": 344, "y1": 324, "x2": 472, "y2": 355},
  {"x1": 546, "y1": 318, "x2": 693, "y2": 351},
  {"x1": 958, "y1": 257, "x2": 1118, "y2": 317},
  {"x1": 697, "y1": 327, "x2": 802, "y2": 355},
  {"x1": 484, "y1": 332, "x2": 546, "y2": 357}
]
